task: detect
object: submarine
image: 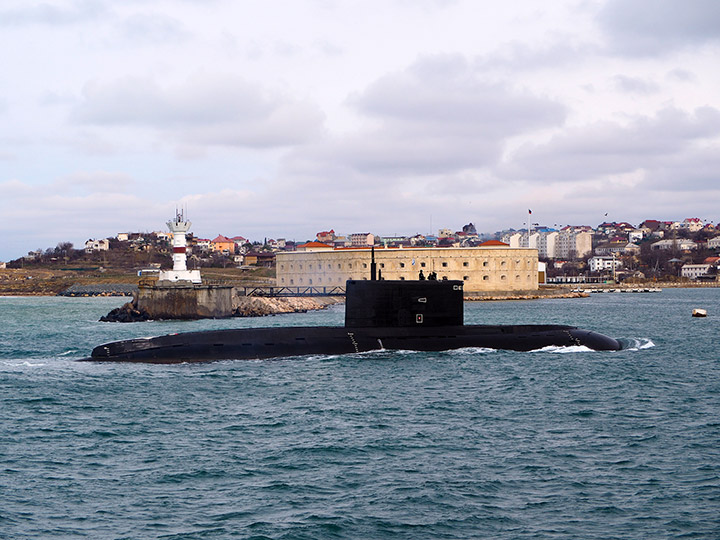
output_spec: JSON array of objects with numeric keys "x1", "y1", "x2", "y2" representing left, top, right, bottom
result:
[{"x1": 81, "y1": 250, "x2": 621, "y2": 364}]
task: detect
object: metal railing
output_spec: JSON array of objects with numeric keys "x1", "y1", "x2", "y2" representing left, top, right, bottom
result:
[{"x1": 236, "y1": 286, "x2": 346, "y2": 297}]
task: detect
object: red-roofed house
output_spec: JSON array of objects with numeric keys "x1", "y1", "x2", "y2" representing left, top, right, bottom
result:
[
  {"x1": 479, "y1": 240, "x2": 509, "y2": 247},
  {"x1": 316, "y1": 230, "x2": 335, "y2": 244},
  {"x1": 211, "y1": 235, "x2": 235, "y2": 255},
  {"x1": 297, "y1": 241, "x2": 333, "y2": 252},
  {"x1": 681, "y1": 218, "x2": 704, "y2": 232}
]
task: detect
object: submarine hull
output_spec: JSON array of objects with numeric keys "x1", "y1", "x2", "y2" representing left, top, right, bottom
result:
[{"x1": 81, "y1": 324, "x2": 621, "y2": 364}]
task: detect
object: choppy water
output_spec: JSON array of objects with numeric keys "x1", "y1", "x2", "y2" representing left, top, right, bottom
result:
[{"x1": 1, "y1": 289, "x2": 719, "y2": 539}]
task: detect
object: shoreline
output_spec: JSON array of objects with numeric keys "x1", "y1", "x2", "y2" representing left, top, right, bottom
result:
[{"x1": 3, "y1": 283, "x2": 719, "y2": 299}]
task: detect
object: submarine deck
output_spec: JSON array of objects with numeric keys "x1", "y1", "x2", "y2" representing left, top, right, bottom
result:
[{"x1": 83, "y1": 324, "x2": 621, "y2": 364}]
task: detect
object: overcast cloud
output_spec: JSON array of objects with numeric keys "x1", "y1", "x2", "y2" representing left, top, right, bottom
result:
[{"x1": 1, "y1": 0, "x2": 720, "y2": 259}]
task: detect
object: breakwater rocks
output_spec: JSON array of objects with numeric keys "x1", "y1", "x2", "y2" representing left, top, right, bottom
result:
[
  {"x1": 465, "y1": 289, "x2": 589, "y2": 301},
  {"x1": 100, "y1": 295, "x2": 341, "y2": 322},
  {"x1": 232, "y1": 296, "x2": 341, "y2": 317},
  {"x1": 100, "y1": 301, "x2": 151, "y2": 322}
]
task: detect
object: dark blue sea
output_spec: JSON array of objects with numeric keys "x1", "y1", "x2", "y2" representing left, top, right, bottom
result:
[{"x1": 1, "y1": 289, "x2": 719, "y2": 539}]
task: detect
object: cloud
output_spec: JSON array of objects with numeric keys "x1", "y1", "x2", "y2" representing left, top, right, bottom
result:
[
  {"x1": 501, "y1": 106, "x2": 720, "y2": 182},
  {"x1": 287, "y1": 55, "x2": 566, "y2": 176},
  {"x1": 666, "y1": 68, "x2": 697, "y2": 82},
  {"x1": 119, "y1": 13, "x2": 190, "y2": 44},
  {"x1": 474, "y1": 40, "x2": 598, "y2": 71},
  {"x1": 0, "y1": 179, "x2": 159, "y2": 257},
  {"x1": 598, "y1": 0, "x2": 720, "y2": 56},
  {"x1": 72, "y1": 75, "x2": 326, "y2": 149},
  {"x1": 56, "y1": 171, "x2": 136, "y2": 193},
  {"x1": 0, "y1": 0, "x2": 106, "y2": 26},
  {"x1": 613, "y1": 75, "x2": 660, "y2": 94},
  {"x1": 643, "y1": 146, "x2": 720, "y2": 191}
]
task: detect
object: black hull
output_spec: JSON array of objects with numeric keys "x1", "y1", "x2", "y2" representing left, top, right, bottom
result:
[{"x1": 81, "y1": 324, "x2": 621, "y2": 364}]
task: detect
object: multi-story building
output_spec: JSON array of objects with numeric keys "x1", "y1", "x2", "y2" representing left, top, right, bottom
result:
[
  {"x1": 349, "y1": 233, "x2": 375, "y2": 246},
  {"x1": 503, "y1": 229, "x2": 588, "y2": 259},
  {"x1": 276, "y1": 245, "x2": 539, "y2": 293},
  {"x1": 84, "y1": 239, "x2": 110, "y2": 253},
  {"x1": 316, "y1": 230, "x2": 335, "y2": 244},
  {"x1": 650, "y1": 239, "x2": 698, "y2": 251},
  {"x1": 681, "y1": 264, "x2": 711, "y2": 279},
  {"x1": 555, "y1": 230, "x2": 592, "y2": 259},
  {"x1": 501, "y1": 232, "x2": 523, "y2": 248},
  {"x1": 588, "y1": 256, "x2": 623, "y2": 273},
  {"x1": 210, "y1": 235, "x2": 235, "y2": 255},
  {"x1": 681, "y1": 218, "x2": 704, "y2": 232},
  {"x1": 537, "y1": 231, "x2": 558, "y2": 259}
]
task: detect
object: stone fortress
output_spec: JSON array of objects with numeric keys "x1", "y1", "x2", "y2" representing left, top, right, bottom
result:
[{"x1": 276, "y1": 244, "x2": 539, "y2": 293}]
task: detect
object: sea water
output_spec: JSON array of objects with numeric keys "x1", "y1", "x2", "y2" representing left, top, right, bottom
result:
[{"x1": 1, "y1": 289, "x2": 718, "y2": 539}]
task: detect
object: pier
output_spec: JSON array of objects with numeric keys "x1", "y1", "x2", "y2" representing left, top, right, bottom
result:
[{"x1": 236, "y1": 286, "x2": 346, "y2": 297}]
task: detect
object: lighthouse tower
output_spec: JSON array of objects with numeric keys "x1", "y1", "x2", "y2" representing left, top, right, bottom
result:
[{"x1": 158, "y1": 209, "x2": 202, "y2": 284}]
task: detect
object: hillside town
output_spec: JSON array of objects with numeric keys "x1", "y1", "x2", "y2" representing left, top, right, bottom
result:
[{"x1": 5, "y1": 217, "x2": 720, "y2": 284}]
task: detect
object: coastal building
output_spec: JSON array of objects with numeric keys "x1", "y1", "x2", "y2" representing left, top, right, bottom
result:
[
  {"x1": 537, "y1": 231, "x2": 558, "y2": 259},
  {"x1": 502, "y1": 232, "x2": 523, "y2": 248},
  {"x1": 276, "y1": 245, "x2": 539, "y2": 293},
  {"x1": 194, "y1": 238, "x2": 211, "y2": 253},
  {"x1": 297, "y1": 241, "x2": 333, "y2": 252},
  {"x1": 349, "y1": 233, "x2": 375, "y2": 246},
  {"x1": 316, "y1": 230, "x2": 335, "y2": 244},
  {"x1": 708, "y1": 236, "x2": 720, "y2": 250},
  {"x1": 210, "y1": 235, "x2": 235, "y2": 255},
  {"x1": 681, "y1": 264, "x2": 712, "y2": 280},
  {"x1": 650, "y1": 239, "x2": 698, "y2": 251},
  {"x1": 84, "y1": 239, "x2": 110, "y2": 253},
  {"x1": 589, "y1": 256, "x2": 623, "y2": 273},
  {"x1": 502, "y1": 229, "x2": 587, "y2": 260},
  {"x1": 231, "y1": 236, "x2": 248, "y2": 250},
  {"x1": 681, "y1": 218, "x2": 704, "y2": 232},
  {"x1": 244, "y1": 251, "x2": 275, "y2": 267},
  {"x1": 555, "y1": 230, "x2": 592, "y2": 259},
  {"x1": 628, "y1": 229, "x2": 645, "y2": 243}
]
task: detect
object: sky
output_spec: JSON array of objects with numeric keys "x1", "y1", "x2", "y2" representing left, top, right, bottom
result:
[{"x1": 1, "y1": 0, "x2": 720, "y2": 260}]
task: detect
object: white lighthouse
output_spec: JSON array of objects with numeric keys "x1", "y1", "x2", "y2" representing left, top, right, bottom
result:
[{"x1": 159, "y1": 209, "x2": 202, "y2": 284}]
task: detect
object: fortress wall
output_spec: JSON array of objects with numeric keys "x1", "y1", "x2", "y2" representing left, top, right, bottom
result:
[{"x1": 276, "y1": 247, "x2": 539, "y2": 293}]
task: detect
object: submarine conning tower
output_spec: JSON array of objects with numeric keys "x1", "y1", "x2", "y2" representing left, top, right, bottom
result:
[{"x1": 345, "y1": 246, "x2": 464, "y2": 328}]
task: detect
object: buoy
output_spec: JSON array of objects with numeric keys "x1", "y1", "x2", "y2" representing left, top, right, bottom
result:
[{"x1": 692, "y1": 308, "x2": 707, "y2": 317}]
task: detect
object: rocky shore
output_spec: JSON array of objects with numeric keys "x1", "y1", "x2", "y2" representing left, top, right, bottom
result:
[
  {"x1": 464, "y1": 287, "x2": 589, "y2": 301},
  {"x1": 100, "y1": 301, "x2": 151, "y2": 322},
  {"x1": 465, "y1": 290, "x2": 589, "y2": 301},
  {"x1": 100, "y1": 294, "x2": 342, "y2": 322},
  {"x1": 231, "y1": 296, "x2": 342, "y2": 317}
]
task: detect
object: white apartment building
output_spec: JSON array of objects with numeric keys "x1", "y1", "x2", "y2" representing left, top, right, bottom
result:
[
  {"x1": 589, "y1": 256, "x2": 623, "y2": 273},
  {"x1": 502, "y1": 232, "x2": 523, "y2": 248},
  {"x1": 628, "y1": 230, "x2": 644, "y2": 243},
  {"x1": 681, "y1": 264, "x2": 711, "y2": 279},
  {"x1": 651, "y1": 239, "x2": 698, "y2": 251},
  {"x1": 502, "y1": 230, "x2": 589, "y2": 259},
  {"x1": 84, "y1": 239, "x2": 110, "y2": 253},
  {"x1": 555, "y1": 230, "x2": 592, "y2": 259},
  {"x1": 537, "y1": 231, "x2": 558, "y2": 259}
]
